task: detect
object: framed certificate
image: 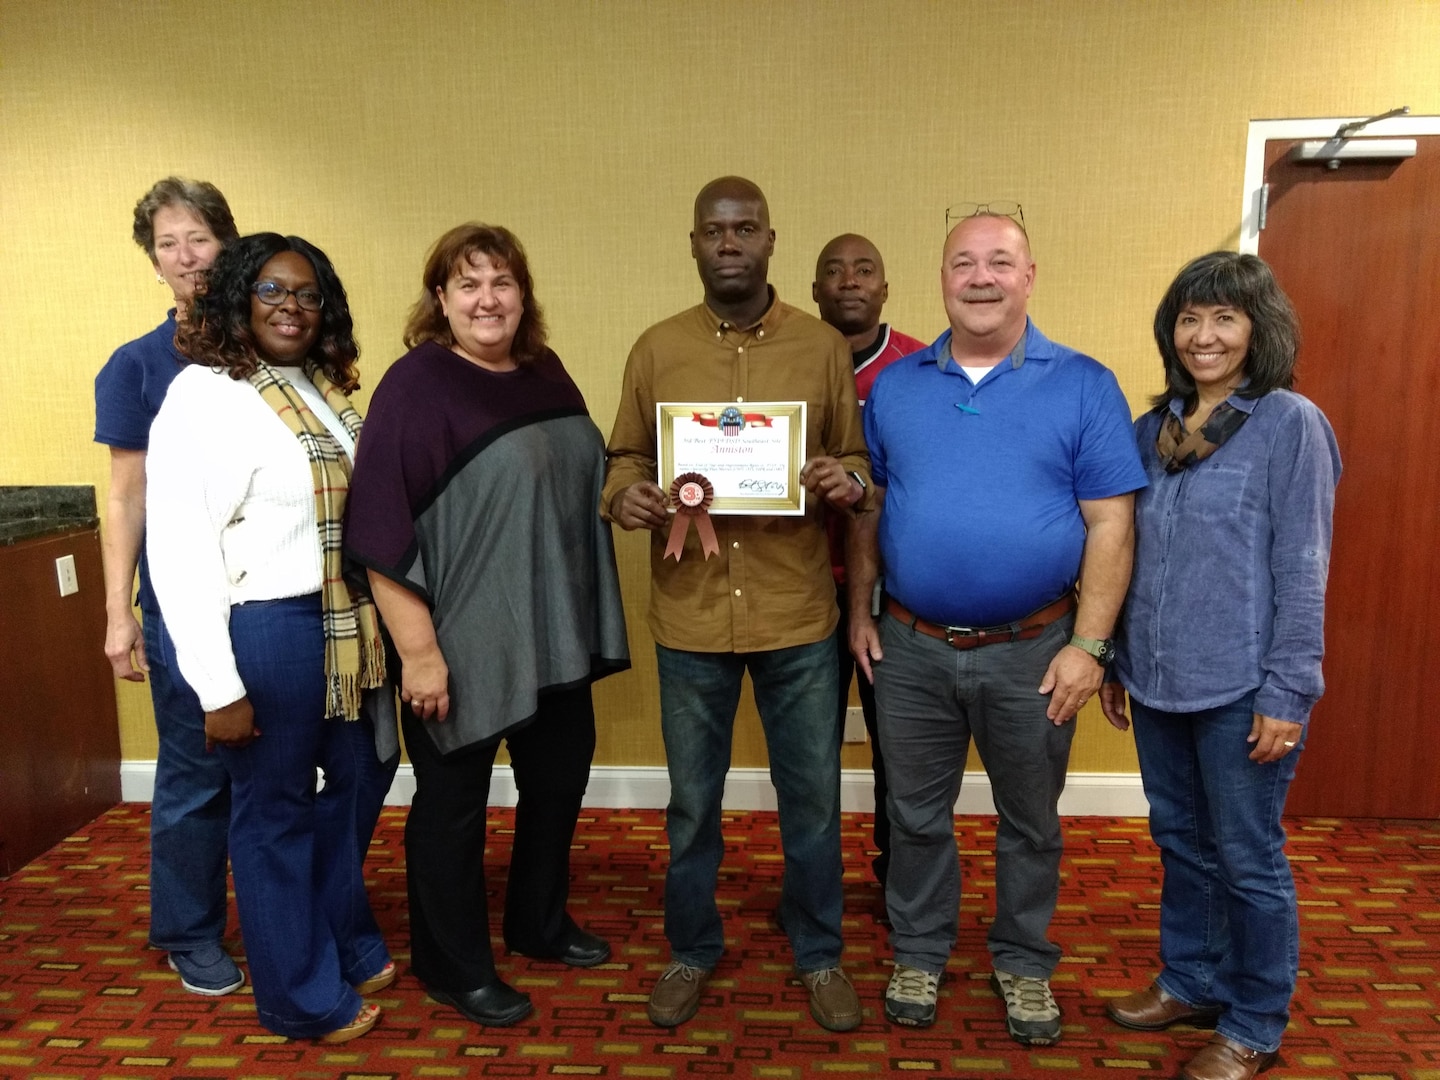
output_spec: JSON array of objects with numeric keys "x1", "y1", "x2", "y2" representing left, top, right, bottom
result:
[{"x1": 656, "y1": 401, "x2": 807, "y2": 515}]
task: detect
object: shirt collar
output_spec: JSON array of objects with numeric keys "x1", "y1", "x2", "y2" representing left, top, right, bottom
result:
[
  {"x1": 930, "y1": 318, "x2": 1039, "y2": 375},
  {"x1": 852, "y1": 323, "x2": 889, "y2": 366},
  {"x1": 1166, "y1": 381, "x2": 1259, "y2": 420},
  {"x1": 701, "y1": 286, "x2": 782, "y2": 340}
]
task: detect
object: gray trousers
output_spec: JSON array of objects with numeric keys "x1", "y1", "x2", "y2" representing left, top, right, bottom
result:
[{"x1": 875, "y1": 611, "x2": 1076, "y2": 977}]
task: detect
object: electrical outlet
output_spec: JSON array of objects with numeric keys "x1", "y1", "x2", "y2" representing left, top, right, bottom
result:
[
  {"x1": 843, "y1": 706, "x2": 867, "y2": 743},
  {"x1": 55, "y1": 554, "x2": 79, "y2": 597}
]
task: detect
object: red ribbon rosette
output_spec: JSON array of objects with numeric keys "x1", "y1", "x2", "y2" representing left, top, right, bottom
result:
[{"x1": 664, "y1": 472, "x2": 720, "y2": 562}]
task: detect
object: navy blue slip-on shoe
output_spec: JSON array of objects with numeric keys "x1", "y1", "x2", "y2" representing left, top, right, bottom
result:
[{"x1": 168, "y1": 944, "x2": 245, "y2": 996}]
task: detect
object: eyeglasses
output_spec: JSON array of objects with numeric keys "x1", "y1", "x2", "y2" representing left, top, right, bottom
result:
[
  {"x1": 251, "y1": 281, "x2": 325, "y2": 311},
  {"x1": 945, "y1": 201, "x2": 1026, "y2": 234}
]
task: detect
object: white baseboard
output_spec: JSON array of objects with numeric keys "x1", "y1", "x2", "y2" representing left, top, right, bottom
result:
[{"x1": 120, "y1": 762, "x2": 1148, "y2": 817}]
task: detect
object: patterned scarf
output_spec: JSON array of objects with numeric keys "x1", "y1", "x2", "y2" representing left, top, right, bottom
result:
[
  {"x1": 246, "y1": 360, "x2": 386, "y2": 720},
  {"x1": 1156, "y1": 401, "x2": 1251, "y2": 473}
]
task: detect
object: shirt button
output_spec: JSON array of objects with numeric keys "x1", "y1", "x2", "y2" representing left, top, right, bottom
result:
[
  {"x1": 738, "y1": 347, "x2": 745, "y2": 354},
  {"x1": 230, "y1": 569, "x2": 247, "y2": 585},
  {"x1": 732, "y1": 541, "x2": 739, "y2": 549},
  {"x1": 736, "y1": 396, "x2": 744, "y2": 403},
  {"x1": 734, "y1": 589, "x2": 742, "y2": 597}
]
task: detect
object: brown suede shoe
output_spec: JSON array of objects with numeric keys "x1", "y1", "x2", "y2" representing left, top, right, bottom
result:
[
  {"x1": 800, "y1": 967, "x2": 862, "y2": 1031},
  {"x1": 1106, "y1": 983, "x2": 1222, "y2": 1031},
  {"x1": 1181, "y1": 1034, "x2": 1277, "y2": 1080},
  {"x1": 647, "y1": 962, "x2": 711, "y2": 1027}
]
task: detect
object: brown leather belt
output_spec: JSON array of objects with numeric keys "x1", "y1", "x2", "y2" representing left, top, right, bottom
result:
[{"x1": 885, "y1": 593, "x2": 1076, "y2": 650}]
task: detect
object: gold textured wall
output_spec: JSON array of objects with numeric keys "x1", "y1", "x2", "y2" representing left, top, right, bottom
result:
[{"x1": 3, "y1": 1, "x2": 1438, "y2": 772}]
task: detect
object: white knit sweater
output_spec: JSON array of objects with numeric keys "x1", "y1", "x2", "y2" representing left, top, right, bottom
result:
[{"x1": 145, "y1": 364, "x2": 354, "y2": 711}]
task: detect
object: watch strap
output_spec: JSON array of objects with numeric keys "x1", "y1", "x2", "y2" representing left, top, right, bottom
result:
[{"x1": 1069, "y1": 634, "x2": 1114, "y2": 662}]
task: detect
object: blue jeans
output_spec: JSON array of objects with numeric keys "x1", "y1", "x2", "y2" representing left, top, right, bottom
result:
[
  {"x1": 875, "y1": 613, "x2": 1076, "y2": 977},
  {"x1": 656, "y1": 635, "x2": 843, "y2": 972},
  {"x1": 142, "y1": 605, "x2": 231, "y2": 953},
  {"x1": 218, "y1": 595, "x2": 394, "y2": 1038},
  {"x1": 1131, "y1": 693, "x2": 1301, "y2": 1054}
]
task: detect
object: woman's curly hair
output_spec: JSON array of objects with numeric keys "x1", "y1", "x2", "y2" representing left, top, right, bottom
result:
[{"x1": 177, "y1": 232, "x2": 360, "y2": 392}]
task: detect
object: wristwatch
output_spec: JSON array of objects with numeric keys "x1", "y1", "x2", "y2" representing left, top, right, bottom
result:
[
  {"x1": 846, "y1": 469, "x2": 868, "y2": 507},
  {"x1": 1069, "y1": 634, "x2": 1116, "y2": 665}
]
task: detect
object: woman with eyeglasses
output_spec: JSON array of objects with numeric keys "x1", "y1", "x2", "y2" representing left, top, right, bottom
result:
[
  {"x1": 1100, "y1": 252, "x2": 1340, "y2": 1080},
  {"x1": 146, "y1": 232, "x2": 398, "y2": 1043},
  {"x1": 345, "y1": 223, "x2": 629, "y2": 1028},
  {"x1": 93, "y1": 178, "x2": 244, "y2": 997}
]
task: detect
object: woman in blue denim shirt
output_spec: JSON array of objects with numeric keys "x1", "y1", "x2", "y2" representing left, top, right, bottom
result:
[{"x1": 1100, "y1": 252, "x2": 1340, "y2": 1080}]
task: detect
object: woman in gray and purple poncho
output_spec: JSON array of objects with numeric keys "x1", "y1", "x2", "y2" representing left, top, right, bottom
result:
[{"x1": 345, "y1": 223, "x2": 630, "y2": 1029}]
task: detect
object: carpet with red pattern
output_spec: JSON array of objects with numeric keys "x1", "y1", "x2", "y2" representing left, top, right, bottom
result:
[{"x1": 1, "y1": 806, "x2": 1437, "y2": 1078}]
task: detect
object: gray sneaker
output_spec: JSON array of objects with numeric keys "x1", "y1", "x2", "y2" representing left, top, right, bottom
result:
[
  {"x1": 884, "y1": 964, "x2": 941, "y2": 1027},
  {"x1": 990, "y1": 969, "x2": 1062, "y2": 1045}
]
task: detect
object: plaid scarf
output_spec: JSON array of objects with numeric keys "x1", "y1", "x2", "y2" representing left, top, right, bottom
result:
[
  {"x1": 246, "y1": 361, "x2": 386, "y2": 720},
  {"x1": 1156, "y1": 401, "x2": 1251, "y2": 473}
]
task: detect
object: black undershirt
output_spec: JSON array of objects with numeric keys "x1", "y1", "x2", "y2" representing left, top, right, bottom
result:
[{"x1": 852, "y1": 323, "x2": 889, "y2": 369}]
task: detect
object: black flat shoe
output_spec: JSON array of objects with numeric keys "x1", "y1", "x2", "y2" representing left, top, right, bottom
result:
[
  {"x1": 427, "y1": 982, "x2": 532, "y2": 1027},
  {"x1": 509, "y1": 927, "x2": 612, "y2": 968}
]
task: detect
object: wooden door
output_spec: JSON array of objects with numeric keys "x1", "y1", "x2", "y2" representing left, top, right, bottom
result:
[{"x1": 1256, "y1": 135, "x2": 1440, "y2": 817}]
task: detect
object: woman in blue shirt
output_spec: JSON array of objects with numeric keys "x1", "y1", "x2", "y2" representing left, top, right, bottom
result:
[
  {"x1": 93, "y1": 178, "x2": 243, "y2": 997},
  {"x1": 1100, "y1": 252, "x2": 1340, "y2": 1080}
]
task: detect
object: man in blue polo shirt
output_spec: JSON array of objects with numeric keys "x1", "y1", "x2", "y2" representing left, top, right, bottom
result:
[{"x1": 847, "y1": 212, "x2": 1145, "y2": 1043}]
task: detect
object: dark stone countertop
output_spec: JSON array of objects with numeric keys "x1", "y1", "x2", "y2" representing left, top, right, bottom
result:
[{"x1": 0, "y1": 486, "x2": 99, "y2": 546}]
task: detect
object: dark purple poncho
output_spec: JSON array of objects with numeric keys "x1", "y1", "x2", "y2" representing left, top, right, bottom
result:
[{"x1": 346, "y1": 341, "x2": 629, "y2": 753}]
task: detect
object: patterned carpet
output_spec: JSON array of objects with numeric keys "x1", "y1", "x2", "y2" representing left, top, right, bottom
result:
[{"x1": 1, "y1": 806, "x2": 1437, "y2": 1079}]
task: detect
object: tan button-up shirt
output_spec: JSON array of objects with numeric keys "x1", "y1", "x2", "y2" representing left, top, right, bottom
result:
[{"x1": 602, "y1": 293, "x2": 871, "y2": 653}]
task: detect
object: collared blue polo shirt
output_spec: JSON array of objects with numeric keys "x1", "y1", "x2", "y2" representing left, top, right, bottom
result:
[{"x1": 864, "y1": 319, "x2": 1147, "y2": 626}]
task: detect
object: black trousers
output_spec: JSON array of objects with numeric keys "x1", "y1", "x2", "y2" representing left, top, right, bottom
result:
[
  {"x1": 835, "y1": 586, "x2": 888, "y2": 885},
  {"x1": 402, "y1": 684, "x2": 597, "y2": 991}
]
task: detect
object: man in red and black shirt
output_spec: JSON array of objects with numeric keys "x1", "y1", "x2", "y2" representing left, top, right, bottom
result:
[{"x1": 813, "y1": 233, "x2": 927, "y2": 890}]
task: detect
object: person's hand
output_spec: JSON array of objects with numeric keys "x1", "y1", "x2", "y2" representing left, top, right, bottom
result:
[
  {"x1": 613, "y1": 481, "x2": 669, "y2": 531},
  {"x1": 1038, "y1": 644, "x2": 1104, "y2": 724},
  {"x1": 402, "y1": 645, "x2": 451, "y2": 722},
  {"x1": 849, "y1": 612, "x2": 884, "y2": 684},
  {"x1": 1248, "y1": 713, "x2": 1303, "y2": 763},
  {"x1": 105, "y1": 611, "x2": 149, "y2": 682},
  {"x1": 205, "y1": 697, "x2": 258, "y2": 751},
  {"x1": 1099, "y1": 681, "x2": 1130, "y2": 732},
  {"x1": 800, "y1": 456, "x2": 862, "y2": 510}
]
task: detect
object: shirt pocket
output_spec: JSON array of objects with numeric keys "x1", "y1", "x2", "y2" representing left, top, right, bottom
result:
[
  {"x1": 1175, "y1": 459, "x2": 1264, "y2": 642},
  {"x1": 1177, "y1": 461, "x2": 1255, "y2": 522}
]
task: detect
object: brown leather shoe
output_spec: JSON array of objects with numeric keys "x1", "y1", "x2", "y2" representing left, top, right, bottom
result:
[
  {"x1": 1106, "y1": 983, "x2": 1222, "y2": 1030},
  {"x1": 800, "y1": 967, "x2": 862, "y2": 1031},
  {"x1": 1181, "y1": 1034, "x2": 1277, "y2": 1080},
  {"x1": 647, "y1": 962, "x2": 711, "y2": 1027}
]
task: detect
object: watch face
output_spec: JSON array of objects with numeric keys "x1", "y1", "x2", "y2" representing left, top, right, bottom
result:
[{"x1": 1098, "y1": 640, "x2": 1117, "y2": 664}]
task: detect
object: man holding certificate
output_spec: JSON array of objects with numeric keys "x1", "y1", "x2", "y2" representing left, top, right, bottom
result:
[{"x1": 602, "y1": 176, "x2": 871, "y2": 1033}]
